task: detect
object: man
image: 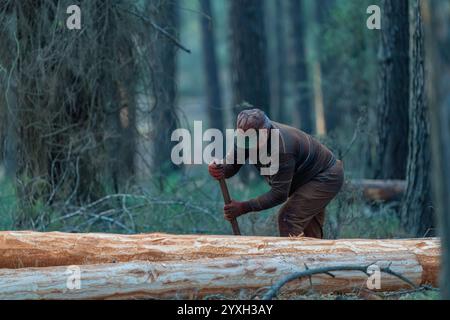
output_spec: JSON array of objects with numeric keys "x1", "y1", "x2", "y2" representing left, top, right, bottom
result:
[{"x1": 208, "y1": 108, "x2": 344, "y2": 238}]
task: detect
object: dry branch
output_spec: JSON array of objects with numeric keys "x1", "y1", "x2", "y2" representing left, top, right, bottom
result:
[{"x1": 262, "y1": 263, "x2": 417, "y2": 300}]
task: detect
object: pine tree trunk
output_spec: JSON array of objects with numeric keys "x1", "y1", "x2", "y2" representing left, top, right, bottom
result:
[
  {"x1": 423, "y1": 0, "x2": 450, "y2": 300},
  {"x1": 310, "y1": 0, "x2": 326, "y2": 136},
  {"x1": 10, "y1": 2, "x2": 142, "y2": 226},
  {"x1": 0, "y1": 8, "x2": 18, "y2": 178},
  {"x1": 199, "y1": 0, "x2": 224, "y2": 132},
  {"x1": 401, "y1": 0, "x2": 433, "y2": 237},
  {"x1": 374, "y1": 0, "x2": 410, "y2": 180},
  {"x1": 288, "y1": 0, "x2": 314, "y2": 133},
  {"x1": 148, "y1": 0, "x2": 179, "y2": 182},
  {"x1": 229, "y1": 0, "x2": 271, "y2": 116},
  {"x1": 273, "y1": 0, "x2": 287, "y2": 122}
]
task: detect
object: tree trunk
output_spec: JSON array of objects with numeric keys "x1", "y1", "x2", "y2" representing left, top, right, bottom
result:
[
  {"x1": 0, "y1": 248, "x2": 435, "y2": 300},
  {"x1": 310, "y1": 0, "x2": 326, "y2": 136},
  {"x1": 374, "y1": 0, "x2": 410, "y2": 180},
  {"x1": 0, "y1": 8, "x2": 18, "y2": 178},
  {"x1": 288, "y1": 0, "x2": 314, "y2": 133},
  {"x1": 0, "y1": 232, "x2": 440, "y2": 299},
  {"x1": 0, "y1": 232, "x2": 439, "y2": 281},
  {"x1": 148, "y1": 0, "x2": 179, "y2": 180},
  {"x1": 199, "y1": 0, "x2": 224, "y2": 132},
  {"x1": 273, "y1": 0, "x2": 287, "y2": 122},
  {"x1": 401, "y1": 0, "x2": 433, "y2": 238},
  {"x1": 9, "y1": 2, "x2": 143, "y2": 226},
  {"x1": 423, "y1": 0, "x2": 450, "y2": 299},
  {"x1": 229, "y1": 0, "x2": 271, "y2": 116}
]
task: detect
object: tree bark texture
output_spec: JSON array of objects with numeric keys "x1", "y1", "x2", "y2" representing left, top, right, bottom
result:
[
  {"x1": 374, "y1": 0, "x2": 410, "y2": 180},
  {"x1": 401, "y1": 0, "x2": 433, "y2": 237},
  {"x1": 199, "y1": 0, "x2": 224, "y2": 132},
  {"x1": 423, "y1": 0, "x2": 450, "y2": 299},
  {"x1": 229, "y1": 0, "x2": 271, "y2": 116},
  {"x1": 288, "y1": 0, "x2": 314, "y2": 133}
]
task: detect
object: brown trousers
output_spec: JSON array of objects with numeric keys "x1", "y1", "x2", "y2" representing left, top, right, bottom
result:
[{"x1": 278, "y1": 160, "x2": 344, "y2": 238}]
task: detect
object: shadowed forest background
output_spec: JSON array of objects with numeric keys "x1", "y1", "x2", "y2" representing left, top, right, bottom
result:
[{"x1": 0, "y1": 0, "x2": 449, "y2": 248}]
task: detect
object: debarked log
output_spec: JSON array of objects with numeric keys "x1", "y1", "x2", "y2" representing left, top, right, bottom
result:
[
  {"x1": 0, "y1": 250, "x2": 433, "y2": 299},
  {"x1": 345, "y1": 179, "x2": 406, "y2": 201},
  {"x1": 0, "y1": 231, "x2": 440, "y2": 287}
]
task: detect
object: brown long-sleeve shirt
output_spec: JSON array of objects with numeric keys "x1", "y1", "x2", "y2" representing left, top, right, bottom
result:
[{"x1": 224, "y1": 122, "x2": 337, "y2": 212}]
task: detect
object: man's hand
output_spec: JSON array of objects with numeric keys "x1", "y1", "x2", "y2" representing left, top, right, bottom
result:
[
  {"x1": 224, "y1": 200, "x2": 251, "y2": 221},
  {"x1": 208, "y1": 160, "x2": 225, "y2": 180}
]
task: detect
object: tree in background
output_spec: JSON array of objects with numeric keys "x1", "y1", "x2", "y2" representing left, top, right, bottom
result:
[
  {"x1": 267, "y1": 0, "x2": 287, "y2": 123},
  {"x1": 229, "y1": 0, "x2": 271, "y2": 117},
  {"x1": 288, "y1": 0, "x2": 314, "y2": 133},
  {"x1": 424, "y1": 0, "x2": 450, "y2": 299},
  {"x1": 0, "y1": 1, "x2": 157, "y2": 228},
  {"x1": 147, "y1": 0, "x2": 180, "y2": 185},
  {"x1": 308, "y1": 0, "x2": 327, "y2": 136},
  {"x1": 0, "y1": 3, "x2": 18, "y2": 178},
  {"x1": 401, "y1": 0, "x2": 433, "y2": 237},
  {"x1": 199, "y1": 0, "x2": 224, "y2": 132},
  {"x1": 374, "y1": 0, "x2": 410, "y2": 180}
]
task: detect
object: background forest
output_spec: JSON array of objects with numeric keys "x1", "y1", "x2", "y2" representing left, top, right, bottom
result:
[{"x1": 0, "y1": 0, "x2": 449, "y2": 252}]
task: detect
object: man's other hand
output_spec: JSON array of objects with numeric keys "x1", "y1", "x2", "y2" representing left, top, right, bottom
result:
[
  {"x1": 208, "y1": 161, "x2": 225, "y2": 180},
  {"x1": 224, "y1": 200, "x2": 251, "y2": 221}
]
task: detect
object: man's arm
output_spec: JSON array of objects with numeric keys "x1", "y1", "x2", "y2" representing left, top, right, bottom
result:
[
  {"x1": 222, "y1": 144, "x2": 248, "y2": 179},
  {"x1": 246, "y1": 155, "x2": 296, "y2": 211}
]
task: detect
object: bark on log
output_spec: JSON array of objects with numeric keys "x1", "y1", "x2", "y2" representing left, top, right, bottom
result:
[
  {"x1": 0, "y1": 232, "x2": 439, "y2": 286},
  {"x1": 0, "y1": 247, "x2": 435, "y2": 300},
  {"x1": 0, "y1": 232, "x2": 439, "y2": 299},
  {"x1": 345, "y1": 179, "x2": 407, "y2": 201}
]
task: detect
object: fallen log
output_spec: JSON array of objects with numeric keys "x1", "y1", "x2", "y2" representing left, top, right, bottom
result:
[
  {"x1": 0, "y1": 231, "x2": 439, "y2": 287},
  {"x1": 0, "y1": 250, "x2": 429, "y2": 299},
  {"x1": 345, "y1": 179, "x2": 406, "y2": 201}
]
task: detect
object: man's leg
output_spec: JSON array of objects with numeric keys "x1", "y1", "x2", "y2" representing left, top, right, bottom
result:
[
  {"x1": 277, "y1": 183, "x2": 327, "y2": 238},
  {"x1": 277, "y1": 161, "x2": 344, "y2": 238},
  {"x1": 303, "y1": 209, "x2": 325, "y2": 238}
]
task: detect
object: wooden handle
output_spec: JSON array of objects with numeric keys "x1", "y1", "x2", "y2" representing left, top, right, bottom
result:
[{"x1": 219, "y1": 178, "x2": 241, "y2": 236}]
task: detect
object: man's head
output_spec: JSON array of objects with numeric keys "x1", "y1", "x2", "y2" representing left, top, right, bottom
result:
[
  {"x1": 236, "y1": 108, "x2": 271, "y2": 132},
  {"x1": 236, "y1": 107, "x2": 272, "y2": 149}
]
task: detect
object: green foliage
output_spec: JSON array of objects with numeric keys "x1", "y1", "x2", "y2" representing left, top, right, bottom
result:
[
  {"x1": 397, "y1": 291, "x2": 440, "y2": 300},
  {"x1": 1, "y1": 165, "x2": 407, "y2": 240},
  {"x1": 0, "y1": 177, "x2": 15, "y2": 230}
]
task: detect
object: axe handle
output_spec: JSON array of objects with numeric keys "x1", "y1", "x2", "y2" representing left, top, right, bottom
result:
[{"x1": 219, "y1": 178, "x2": 241, "y2": 236}]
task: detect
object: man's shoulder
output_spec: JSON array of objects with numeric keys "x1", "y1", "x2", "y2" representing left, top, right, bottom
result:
[{"x1": 271, "y1": 121, "x2": 306, "y2": 154}]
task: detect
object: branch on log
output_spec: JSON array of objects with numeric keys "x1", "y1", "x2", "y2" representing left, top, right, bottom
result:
[{"x1": 345, "y1": 179, "x2": 407, "y2": 202}]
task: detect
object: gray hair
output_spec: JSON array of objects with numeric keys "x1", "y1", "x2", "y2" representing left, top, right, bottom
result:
[{"x1": 236, "y1": 108, "x2": 271, "y2": 131}]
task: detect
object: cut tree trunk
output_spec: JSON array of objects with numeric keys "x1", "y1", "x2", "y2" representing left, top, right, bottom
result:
[
  {"x1": 0, "y1": 232, "x2": 439, "y2": 299},
  {"x1": 0, "y1": 232, "x2": 438, "y2": 280},
  {"x1": 0, "y1": 238, "x2": 439, "y2": 299},
  {"x1": 345, "y1": 179, "x2": 406, "y2": 202}
]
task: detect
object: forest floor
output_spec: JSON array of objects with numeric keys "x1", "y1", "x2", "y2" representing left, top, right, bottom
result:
[{"x1": 201, "y1": 289, "x2": 440, "y2": 300}]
